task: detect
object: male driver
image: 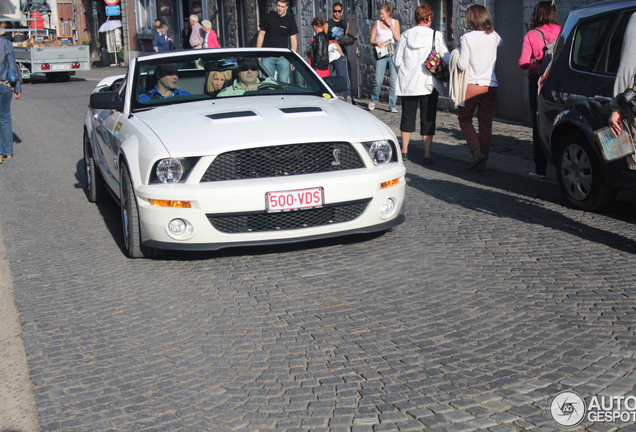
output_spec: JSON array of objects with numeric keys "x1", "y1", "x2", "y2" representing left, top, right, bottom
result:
[
  {"x1": 189, "y1": 14, "x2": 205, "y2": 49},
  {"x1": 218, "y1": 58, "x2": 277, "y2": 97},
  {"x1": 139, "y1": 63, "x2": 191, "y2": 102},
  {"x1": 256, "y1": 0, "x2": 298, "y2": 84},
  {"x1": 323, "y1": 2, "x2": 352, "y2": 103}
]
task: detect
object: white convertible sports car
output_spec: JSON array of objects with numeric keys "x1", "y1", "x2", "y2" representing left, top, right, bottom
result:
[{"x1": 84, "y1": 48, "x2": 406, "y2": 258}]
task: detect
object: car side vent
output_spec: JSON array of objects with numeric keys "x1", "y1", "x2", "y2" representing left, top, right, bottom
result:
[
  {"x1": 279, "y1": 107, "x2": 323, "y2": 114},
  {"x1": 207, "y1": 111, "x2": 257, "y2": 120}
]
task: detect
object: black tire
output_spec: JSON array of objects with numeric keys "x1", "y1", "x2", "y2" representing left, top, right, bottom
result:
[
  {"x1": 120, "y1": 164, "x2": 159, "y2": 259},
  {"x1": 555, "y1": 133, "x2": 617, "y2": 211},
  {"x1": 57, "y1": 72, "x2": 71, "y2": 82},
  {"x1": 83, "y1": 133, "x2": 107, "y2": 203},
  {"x1": 46, "y1": 73, "x2": 59, "y2": 82}
]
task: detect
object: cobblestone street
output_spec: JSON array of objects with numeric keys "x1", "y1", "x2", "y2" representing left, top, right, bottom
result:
[{"x1": 1, "y1": 68, "x2": 636, "y2": 431}]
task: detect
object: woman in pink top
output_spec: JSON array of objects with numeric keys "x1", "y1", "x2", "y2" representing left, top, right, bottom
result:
[
  {"x1": 201, "y1": 20, "x2": 220, "y2": 49},
  {"x1": 518, "y1": 1, "x2": 561, "y2": 178}
]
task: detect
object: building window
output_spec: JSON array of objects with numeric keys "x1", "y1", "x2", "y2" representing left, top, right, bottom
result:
[{"x1": 134, "y1": 0, "x2": 156, "y2": 34}]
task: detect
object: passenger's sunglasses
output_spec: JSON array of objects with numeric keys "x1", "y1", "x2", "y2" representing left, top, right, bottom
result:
[
  {"x1": 333, "y1": 9, "x2": 342, "y2": 13},
  {"x1": 240, "y1": 65, "x2": 258, "y2": 72}
]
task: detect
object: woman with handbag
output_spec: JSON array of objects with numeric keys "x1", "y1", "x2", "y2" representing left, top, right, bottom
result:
[
  {"x1": 518, "y1": 1, "x2": 560, "y2": 179},
  {"x1": 457, "y1": 4, "x2": 502, "y2": 172},
  {"x1": 369, "y1": 4, "x2": 400, "y2": 113},
  {"x1": 393, "y1": 4, "x2": 449, "y2": 164},
  {"x1": 0, "y1": 37, "x2": 20, "y2": 164}
]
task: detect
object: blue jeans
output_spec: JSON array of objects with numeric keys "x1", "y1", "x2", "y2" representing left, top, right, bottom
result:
[
  {"x1": 261, "y1": 57, "x2": 290, "y2": 84},
  {"x1": 371, "y1": 55, "x2": 397, "y2": 110},
  {"x1": 0, "y1": 85, "x2": 13, "y2": 156},
  {"x1": 330, "y1": 55, "x2": 351, "y2": 99}
]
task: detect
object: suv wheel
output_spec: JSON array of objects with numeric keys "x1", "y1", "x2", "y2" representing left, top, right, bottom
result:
[{"x1": 556, "y1": 133, "x2": 616, "y2": 211}]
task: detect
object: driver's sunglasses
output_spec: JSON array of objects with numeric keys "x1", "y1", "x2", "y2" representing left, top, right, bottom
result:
[
  {"x1": 333, "y1": 9, "x2": 342, "y2": 13},
  {"x1": 240, "y1": 65, "x2": 258, "y2": 72}
]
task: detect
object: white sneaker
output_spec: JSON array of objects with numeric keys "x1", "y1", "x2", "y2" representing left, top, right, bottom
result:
[
  {"x1": 368, "y1": 102, "x2": 376, "y2": 111},
  {"x1": 390, "y1": 108, "x2": 398, "y2": 113}
]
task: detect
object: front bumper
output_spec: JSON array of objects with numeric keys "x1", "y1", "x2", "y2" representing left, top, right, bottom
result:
[{"x1": 134, "y1": 164, "x2": 406, "y2": 251}]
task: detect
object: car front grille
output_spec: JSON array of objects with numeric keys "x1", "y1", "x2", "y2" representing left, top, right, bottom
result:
[
  {"x1": 207, "y1": 199, "x2": 371, "y2": 233},
  {"x1": 200, "y1": 142, "x2": 365, "y2": 182}
]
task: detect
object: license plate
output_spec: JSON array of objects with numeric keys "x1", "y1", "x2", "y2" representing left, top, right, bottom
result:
[
  {"x1": 51, "y1": 64, "x2": 70, "y2": 70},
  {"x1": 266, "y1": 187, "x2": 324, "y2": 212}
]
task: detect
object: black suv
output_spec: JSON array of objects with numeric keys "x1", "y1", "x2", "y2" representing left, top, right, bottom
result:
[{"x1": 538, "y1": 0, "x2": 636, "y2": 211}]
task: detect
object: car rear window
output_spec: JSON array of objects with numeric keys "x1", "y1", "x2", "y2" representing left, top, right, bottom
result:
[
  {"x1": 571, "y1": 14, "x2": 616, "y2": 72},
  {"x1": 605, "y1": 10, "x2": 636, "y2": 74}
]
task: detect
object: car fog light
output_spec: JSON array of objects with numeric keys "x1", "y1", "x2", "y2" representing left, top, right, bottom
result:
[
  {"x1": 169, "y1": 218, "x2": 189, "y2": 235},
  {"x1": 381, "y1": 198, "x2": 395, "y2": 214}
]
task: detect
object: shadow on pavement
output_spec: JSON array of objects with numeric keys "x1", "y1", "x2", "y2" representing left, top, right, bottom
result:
[{"x1": 406, "y1": 166, "x2": 636, "y2": 255}]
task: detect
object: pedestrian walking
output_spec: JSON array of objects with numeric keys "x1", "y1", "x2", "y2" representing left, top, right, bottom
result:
[
  {"x1": 518, "y1": 1, "x2": 560, "y2": 179},
  {"x1": 324, "y1": 2, "x2": 352, "y2": 103},
  {"x1": 0, "y1": 37, "x2": 20, "y2": 164},
  {"x1": 610, "y1": 11, "x2": 636, "y2": 140},
  {"x1": 201, "y1": 20, "x2": 220, "y2": 49},
  {"x1": 189, "y1": 15, "x2": 205, "y2": 49},
  {"x1": 369, "y1": 4, "x2": 400, "y2": 113},
  {"x1": 457, "y1": 4, "x2": 502, "y2": 172},
  {"x1": 153, "y1": 24, "x2": 173, "y2": 52},
  {"x1": 256, "y1": 0, "x2": 298, "y2": 84},
  {"x1": 393, "y1": 4, "x2": 449, "y2": 164},
  {"x1": 181, "y1": 19, "x2": 192, "y2": 50},
  {"x1": 309, "y1": 17, "x2": 330, "y2": 78}
]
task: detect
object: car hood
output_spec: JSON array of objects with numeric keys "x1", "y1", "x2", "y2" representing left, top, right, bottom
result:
[{"x1": 135, "y1": 96, "x2": 391, "y2": 156}]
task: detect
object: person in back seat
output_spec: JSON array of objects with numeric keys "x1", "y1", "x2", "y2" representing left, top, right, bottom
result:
[{"x1": 139, "y1": 63, "x2": 191, "y2": 102}]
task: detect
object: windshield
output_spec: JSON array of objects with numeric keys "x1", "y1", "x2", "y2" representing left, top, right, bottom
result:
[{"x1": 130, "y1": 51, "x2": 330, "y2": 112}]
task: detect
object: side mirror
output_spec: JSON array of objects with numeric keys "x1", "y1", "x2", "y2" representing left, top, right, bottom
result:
[
  {"x1": 323, "y1": 76, "x2": 348, "y2": 94},
  {"x1": 90, "y1": 90, "x2": 124, "y2": 111}
]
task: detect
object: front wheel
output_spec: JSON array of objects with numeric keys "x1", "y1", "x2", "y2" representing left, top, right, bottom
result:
[
  {"x1": 120, "y1": 165, "x2": 159, "y2": 259},
  {"x1": 555, "y1": 133, "x2": 616, "y2": 211}
]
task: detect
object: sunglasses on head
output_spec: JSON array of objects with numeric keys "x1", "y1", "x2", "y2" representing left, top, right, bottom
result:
[
  {"x1": 240, "y1": 65, "x2": 258, "y2": 72},
  {"x1": 333, "y1": 9, "x2": 342, "y2": 13}
]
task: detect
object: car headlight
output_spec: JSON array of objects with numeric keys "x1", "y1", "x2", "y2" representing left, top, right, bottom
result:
[
  {"x1": 362, "y1": 140, "x2": 395, "y2": 165},
  {"x1": 150, "y1": 157, "x2": 199, "y2": 184}
]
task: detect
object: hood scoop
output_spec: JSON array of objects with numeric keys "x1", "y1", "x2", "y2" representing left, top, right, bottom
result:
[
  {"x1": 280, "y1": 107, "x2": 323, "y2": 114},
  {"x1": 207, "y1": 111, "x2": 257, "y2": 120}
]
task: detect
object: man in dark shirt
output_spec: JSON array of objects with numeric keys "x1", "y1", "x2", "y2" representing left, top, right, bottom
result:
[
  {"x1": 323, "y1": 2, "x2": 352, "y2": 102},
  {"x1": 256, "y1": 0, "x2": 298, "y2": 84}
]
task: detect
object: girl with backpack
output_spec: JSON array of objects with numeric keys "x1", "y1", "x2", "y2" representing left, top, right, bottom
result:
[{"x1": 518, "y1": 1, "x2": 561, "y2": 179}]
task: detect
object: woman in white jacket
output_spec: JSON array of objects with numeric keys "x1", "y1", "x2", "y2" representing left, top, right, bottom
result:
[{"x1": 393, "y1": 4, "x2": 449, "y2": 164}]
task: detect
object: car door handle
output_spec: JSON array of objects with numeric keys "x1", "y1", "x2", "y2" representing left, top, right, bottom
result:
[{"x1": 594, "y1": 95, "x2": 613, "y2": 103}]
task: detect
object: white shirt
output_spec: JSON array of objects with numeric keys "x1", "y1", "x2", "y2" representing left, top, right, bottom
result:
[{"x1": 458, "y1": 30, "x2": 502, "y2": 87}]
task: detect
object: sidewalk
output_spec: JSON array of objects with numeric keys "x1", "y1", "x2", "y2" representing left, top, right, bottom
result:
[{"x1": 361, "y1": 98, "x2": 558, "y2": 185}]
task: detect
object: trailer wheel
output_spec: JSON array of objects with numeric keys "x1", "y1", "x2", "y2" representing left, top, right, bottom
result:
[{"x1": 46, "y1": 73, "x2": 59, "y2": 82}]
